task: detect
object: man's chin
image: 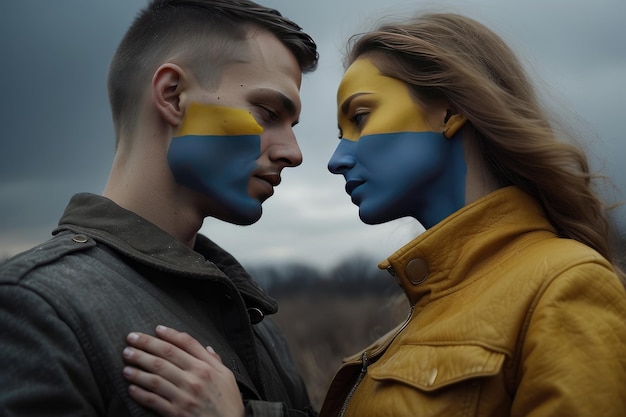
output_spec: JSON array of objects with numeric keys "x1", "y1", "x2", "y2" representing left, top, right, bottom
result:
[{"x1": 217, "y1": 202, "x2": 263, "y2": 226}]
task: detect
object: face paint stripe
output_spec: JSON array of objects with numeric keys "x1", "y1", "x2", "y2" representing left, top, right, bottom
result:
[
  {"x1": 168, "y1": 102, "x2": 263, "y2": 224},
  {"x1": 178, "y1": 103, "x2": 263, "y2": 136},
  {"x1": 337, "y1": 58, "x2": 436, "y2": 141},
  {"x1": 328, "y1": 138, "x2": 359, "y2": 173},
  {"x1": 168, "y1": 135, "x2": 260, "y2": 186},
  {"x1": 343, "y1": 130, "x2": 444, "y2": 143},
  {"x1": 173, "y1": 134, "x2": 262, "y2": 143}
]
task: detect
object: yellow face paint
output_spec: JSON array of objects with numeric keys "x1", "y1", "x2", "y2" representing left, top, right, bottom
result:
[
  {"x1": 337, "y1": 57, "x2": 434, "y2": 141},
  {"x1": 178, "y1": 103, "x2": 263, "y2": 136}
]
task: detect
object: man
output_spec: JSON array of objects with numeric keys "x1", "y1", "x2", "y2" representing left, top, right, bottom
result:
[{"x1": 0, "y1": 1, "x2": 318, "y2": 416}]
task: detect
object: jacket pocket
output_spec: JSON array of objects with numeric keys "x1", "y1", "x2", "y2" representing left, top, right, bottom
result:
[{"x1": 368, "y1": 344, "x2": 505, "y2": 391}]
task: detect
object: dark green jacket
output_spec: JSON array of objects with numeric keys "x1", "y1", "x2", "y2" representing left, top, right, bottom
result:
[{"x1": 0, "y1": 193, "x2": 314, "y2": 417}]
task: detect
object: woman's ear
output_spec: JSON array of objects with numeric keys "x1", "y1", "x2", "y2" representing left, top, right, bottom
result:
[
  {"x1": 443, "y1": 110, "x2": 467, "y2": 139},
  {"x1": 152, "y1": 63, "x2": 187, "y2": 127}
]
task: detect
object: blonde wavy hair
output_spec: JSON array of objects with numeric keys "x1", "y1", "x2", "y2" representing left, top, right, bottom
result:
[{"x1": 346, "y1": 12, "x2": 625, "y2": 283}]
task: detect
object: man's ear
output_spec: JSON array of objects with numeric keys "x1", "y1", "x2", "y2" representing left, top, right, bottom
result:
[
  {"x1": 443, "y1": 110, "x2": 467, "y2": 139},
  {"x1": 152, "y1": 63, "x2": 187, "y2": 127}
]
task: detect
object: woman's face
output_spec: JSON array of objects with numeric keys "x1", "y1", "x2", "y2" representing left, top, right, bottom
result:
[{"x1": 328, "y1": 56, "x2": 466, "y2": 228}]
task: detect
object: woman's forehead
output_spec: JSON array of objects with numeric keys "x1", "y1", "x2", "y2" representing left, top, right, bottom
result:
[{"x1": 337, "y1": 57, "x2": 409, "y2": 106}]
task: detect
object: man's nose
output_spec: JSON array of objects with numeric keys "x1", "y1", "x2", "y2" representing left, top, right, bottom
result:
[
  {"x1": 267, "y1": 130, "x2": 303, "y2": 168},
  {"x1": 328, "y1": 139, "x2": 357, "y2": 174}
]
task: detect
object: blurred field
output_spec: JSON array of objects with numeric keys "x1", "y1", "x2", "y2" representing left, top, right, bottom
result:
[
  {"x1": 272, "y1": 292, "x2": 407, "y2": 409},
  {"x1": 248, "y1": 255, "x2": 408, "y2": 408}
]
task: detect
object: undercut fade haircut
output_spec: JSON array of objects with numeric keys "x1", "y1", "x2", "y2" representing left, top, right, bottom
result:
[{"x1": 107, "y1": 0, "x2": 318, "y2": 141}]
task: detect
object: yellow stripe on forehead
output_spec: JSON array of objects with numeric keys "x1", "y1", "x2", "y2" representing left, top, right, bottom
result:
[
  {"x1": 178, "y1": 103, "x2": 263, "y2": 136},
  {"x1": 337, "y1": 57, "x2": 432, "y2": 141}
]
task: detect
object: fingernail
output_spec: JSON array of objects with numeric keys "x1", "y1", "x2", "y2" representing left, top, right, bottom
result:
[
  {"x1": 123, "y1": 366, "x2": 134, "y2": 376},
  {"x1": 127, "y1": 332, "x2": 139, "y2": 342},
  {"x1": 122, "y1": 347, "x2": 134, "y2": 358},
  {"x1": 206, "y1": 346, "x2": 215, "y2": 353},
  {"x1": 156, "y1": 325, "x2": 168, "y2": 332}
]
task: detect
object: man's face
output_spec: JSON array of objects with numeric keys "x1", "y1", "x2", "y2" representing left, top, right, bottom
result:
[
  {"x1": 328, "y1": 56, "x2": 466, "y2": 228},
  {"x1": 169, "y1": 30, "x2": 303, "y2": 225}
]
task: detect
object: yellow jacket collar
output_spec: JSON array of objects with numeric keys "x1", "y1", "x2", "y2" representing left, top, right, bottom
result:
[{"x1": 379, "y1": 186, "x2": 556, "y2": 305}]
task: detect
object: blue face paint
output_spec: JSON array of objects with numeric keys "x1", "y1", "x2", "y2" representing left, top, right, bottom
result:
[
  {"x1": 329, "y1": 131, "x2": 465, "y2": 227},
  {"x1": 168, "y1": 103, "x2": 262, "y2": 224},
  {"x1": 330, "y1": 57, "x2": 467, "y2": 228}
]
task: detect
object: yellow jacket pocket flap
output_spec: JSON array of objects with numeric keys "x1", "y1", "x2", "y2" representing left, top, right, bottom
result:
[{"x1": 369, "y1": 344, "x2": 505, "y2": 392}]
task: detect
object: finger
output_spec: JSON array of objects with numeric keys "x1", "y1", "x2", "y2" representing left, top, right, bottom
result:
[
  {"x1": 122, "y1": 365, "x2": 178, "y2": 398},
  {"x1": 126, "y1": 331, "x2": 204, "y2": 371},
  {"x1": 206, "y1": 345, "x2": 223, "y2": 362},
  {"x1": 125, "y1": 365, "x2": 237, "y2": 417},
  {"x1": 122, "y1": 366, "x2": 182, "y2": 402},
  {"x1": 154, "y1": 325, "x2": 221, "y2": 365},
  {"x1": 127, "y1": 383, "x2": 178, "y2": 417},
  {"x1": 122, "y1": 345, "x2": 193, "y2": 388}
]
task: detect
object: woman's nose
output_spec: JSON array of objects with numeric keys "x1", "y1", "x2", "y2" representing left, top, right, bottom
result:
[{"x1": 328, "y1": 139, "x2": 357, "y2": 174}]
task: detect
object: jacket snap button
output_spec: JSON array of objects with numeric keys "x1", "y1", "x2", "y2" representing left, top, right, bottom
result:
[
  {"x1": 427, "y1": 368, "x2": 438, "y2": 386},
  {"x1": 248, "y1": 307, "x2": 264, "y2": 324},
  {"x1": 405, "y1": 258, "x2": 429, "y2": 285},
  {"x1": 72, "y1": 234, "x2": 88, "y2": 243}
]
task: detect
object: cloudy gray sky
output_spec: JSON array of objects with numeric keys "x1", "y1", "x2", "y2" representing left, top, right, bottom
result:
[{"x1": 1, "y1": 0, "x2": 625, "y2": 270}]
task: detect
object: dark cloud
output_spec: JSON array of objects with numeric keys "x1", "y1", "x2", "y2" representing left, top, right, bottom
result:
[
  {"x1": 0, "y1": 1, "x2": 142, "y2": 249},
  {"x1": 1, "y1": 0, "x2": 624, "y2": 265}
]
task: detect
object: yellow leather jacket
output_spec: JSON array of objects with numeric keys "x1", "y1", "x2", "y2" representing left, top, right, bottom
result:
[{"x1": 320, "y1": 187, "x2": 626, "y2": 417}]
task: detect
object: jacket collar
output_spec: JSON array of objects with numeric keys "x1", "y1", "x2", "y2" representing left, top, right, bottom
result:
[
  {"x1": 54, "y1": 193, "x2": 277, "y2": 314},
  {"x1": 378, "y1": 186, "x2": 556, "y2": 306}
]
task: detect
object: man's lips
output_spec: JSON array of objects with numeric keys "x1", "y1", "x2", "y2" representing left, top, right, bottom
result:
[{"x1": 255, "y1": 172, "x2": 281, "y2": 187}]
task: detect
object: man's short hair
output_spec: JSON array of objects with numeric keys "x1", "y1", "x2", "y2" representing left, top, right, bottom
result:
[{"x1": 107, "y1": 0, "x2": 318, "y2": 141}]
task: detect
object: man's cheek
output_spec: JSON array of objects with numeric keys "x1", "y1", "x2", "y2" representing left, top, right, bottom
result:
[
  {"x1": 167, "y1": 134, "x2": 259, "y2": 196},
  {"x1": 178, "y1": 103, "x2": 264, "y2": 137}
]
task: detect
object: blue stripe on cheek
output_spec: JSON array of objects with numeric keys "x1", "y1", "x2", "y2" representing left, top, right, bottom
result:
[
  {"x1": 167, "y1": 134, "x2": 261, "y2": 220},
  {"x1": 345, "y1": 131, "x2": 466, "y2": 227}
]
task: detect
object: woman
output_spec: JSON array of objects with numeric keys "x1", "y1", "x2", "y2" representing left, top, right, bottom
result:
[{"x1": 121, "y1": 12, "x2": 626, "y2": 417}]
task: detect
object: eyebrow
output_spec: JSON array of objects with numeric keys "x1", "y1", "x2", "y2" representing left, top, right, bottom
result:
[{"x1": 340, "y1": 92, "x2": 372, "y2": 115}]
